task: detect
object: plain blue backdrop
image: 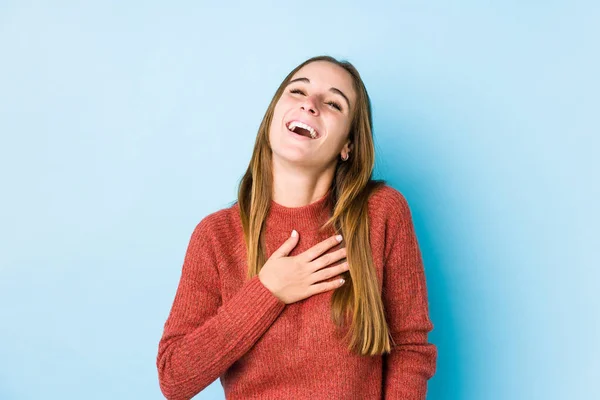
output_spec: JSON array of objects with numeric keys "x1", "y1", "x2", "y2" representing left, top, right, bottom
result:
[{"x1": 1, "y1": 1, "x2": 598, "y2": 399}]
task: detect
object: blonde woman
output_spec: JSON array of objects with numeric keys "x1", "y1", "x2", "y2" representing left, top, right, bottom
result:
[{"x1": 157, "y1": 55, "x2": 437, "y2": 399}]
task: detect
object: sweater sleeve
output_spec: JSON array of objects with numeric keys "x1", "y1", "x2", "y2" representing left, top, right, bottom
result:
[
  {"x1": 382, "y1": 192, "x2": 437, "y2": 400},
  {"x1": 156, "y1": 218, "x2": 286, "y2": 400}
]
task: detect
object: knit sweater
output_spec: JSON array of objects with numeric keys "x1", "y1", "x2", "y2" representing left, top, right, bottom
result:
[{"x1": 156, "y1": 184, "x2": 437, "y2": 400}]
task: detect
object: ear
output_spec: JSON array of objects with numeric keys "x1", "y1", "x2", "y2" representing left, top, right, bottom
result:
[{"x1": 342, "y1": 139, "x2": 353, "y2": 154}]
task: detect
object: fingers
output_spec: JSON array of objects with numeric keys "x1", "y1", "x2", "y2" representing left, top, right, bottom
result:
[
  {"x1": 307, "y1": 275, "x2": 346, "y2": 296},
  {"x1": 299, "y1": 234, "x2": 343, "y2": 262},
  {"x1": 309, "y1": 246, "x2": 347, "y2": 271},
  {"x1": 310, "y1": 261, "x2": 349, "y2": 284},
  {"x1": 270, "y1": 229, "x2": 300, "y2": 259}
]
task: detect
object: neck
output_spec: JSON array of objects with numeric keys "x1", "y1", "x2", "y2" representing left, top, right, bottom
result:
[
  {"x1": 271, "y1": 156, "x2": 336, "y2": 208},
  {"x1": 266, "y1": 186, "x2": 334, "y2": 232}
]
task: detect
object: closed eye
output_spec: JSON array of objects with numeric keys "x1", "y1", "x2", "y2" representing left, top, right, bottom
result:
[
  {"x1": 326, "y1": 101, "x2": 342, "y2": 111},
  {"x1": 289, "y1": 88, "x2": 342, "y2": 111}
]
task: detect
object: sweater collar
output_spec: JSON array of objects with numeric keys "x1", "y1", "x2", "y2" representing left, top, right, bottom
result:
[{"x1": 265, "y1": 187, "x2": 334, "y2": 232}]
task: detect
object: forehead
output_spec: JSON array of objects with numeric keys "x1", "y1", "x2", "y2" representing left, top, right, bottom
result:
[{"x1": 290, "y1": 61, "x2": 356, "y2": 100}]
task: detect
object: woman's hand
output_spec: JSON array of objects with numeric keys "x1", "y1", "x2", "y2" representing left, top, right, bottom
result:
[{"x1": 258, "y1": 231, "x2": 349, "y2": 304}]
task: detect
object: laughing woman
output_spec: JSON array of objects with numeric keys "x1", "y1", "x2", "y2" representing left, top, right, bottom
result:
[{"x1": 156, "y1": 55, "x2": 437, "y2": 399}]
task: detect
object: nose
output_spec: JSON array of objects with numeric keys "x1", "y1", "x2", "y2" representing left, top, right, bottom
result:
[{"x1": 300, "y1": 96, "x2": 319, "y2": 115}]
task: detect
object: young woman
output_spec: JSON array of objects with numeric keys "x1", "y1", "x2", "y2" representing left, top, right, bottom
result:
[{"x1": 156, "y1": 55, "x2": 437, "y2": 399}]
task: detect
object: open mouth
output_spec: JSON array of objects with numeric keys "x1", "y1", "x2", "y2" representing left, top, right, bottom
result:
[{"x1": 286, "y1": 120, "x2": 320, "y2": 139}]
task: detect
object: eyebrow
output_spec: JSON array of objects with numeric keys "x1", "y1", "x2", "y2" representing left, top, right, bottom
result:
[{"x1": 287, "y1": 77, "x2": 351, "y2": 110}]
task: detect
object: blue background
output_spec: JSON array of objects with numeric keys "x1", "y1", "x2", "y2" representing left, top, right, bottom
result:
[{"x1": 1, "y1": 1, "x2": 598, "y2": 399}]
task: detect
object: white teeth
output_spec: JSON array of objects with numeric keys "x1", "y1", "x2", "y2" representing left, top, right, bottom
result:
[{"x1": 288, "y1": 121, "x2": 318, "y2": 139}]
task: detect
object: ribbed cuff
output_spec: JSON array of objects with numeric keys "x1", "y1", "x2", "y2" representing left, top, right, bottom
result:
[{"x1": 219, "y1": 275, "x2": 286, "y2": 343}]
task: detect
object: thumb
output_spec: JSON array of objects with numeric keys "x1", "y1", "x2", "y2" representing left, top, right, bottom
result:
[{"x1": 271, "y1": 229, "x2": 299, "y2": 259}]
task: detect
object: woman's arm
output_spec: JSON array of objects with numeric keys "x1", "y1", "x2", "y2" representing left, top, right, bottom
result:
[
  {"x1": 156, "y1": 218, "x2": 286, "y2": 400},
  {"x1": 382, "y1": 192, "x2": 437, "y2": 400}
]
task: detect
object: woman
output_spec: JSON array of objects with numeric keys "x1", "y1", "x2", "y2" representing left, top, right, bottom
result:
[{"x1": 156, "y1": 55, "x2": 437, "y2": 399}]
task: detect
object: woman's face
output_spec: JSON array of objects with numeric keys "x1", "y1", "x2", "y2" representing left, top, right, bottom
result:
[{"x1": 269, "y1": 61, "x2": 356, "y2": 169}]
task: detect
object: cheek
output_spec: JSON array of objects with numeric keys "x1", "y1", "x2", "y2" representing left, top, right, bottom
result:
[
  {"x1": 327, "y1": 115, "x2": 351, "y2": 137},
  {"x1": 271, "y1": 100, "x2": 289, "y2": 123},
  {"x1": 270, "y1": 106, "x2": 284, "y2": 129},
  {"x1": 275, "y1": 97, "x2": 294, "y2": 113},
  {"x1": 269, "y1": 103, "x2": 288, "y2": 140}
]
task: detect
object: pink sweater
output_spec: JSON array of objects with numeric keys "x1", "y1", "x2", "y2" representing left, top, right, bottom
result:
[{"x1": 156, "y1": 184, "x2": 437, "y2": 399}]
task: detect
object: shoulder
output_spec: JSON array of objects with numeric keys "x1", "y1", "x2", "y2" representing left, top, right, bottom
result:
[
  {"x1": 367, "y1": 183, "x2": 412, "y2": 222},
  {"x1": 190, "y1": 201, "x2": 241, "y2": 243},
  {"x1": 366, "y1": 184, "x2": 420, "y2": 261},
  {"x1": 366, "y1": 184, "x2": 417, "y2": 247}
]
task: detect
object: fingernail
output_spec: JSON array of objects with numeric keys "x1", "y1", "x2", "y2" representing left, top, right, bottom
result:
[
  {"x1": 339, "y1": 279, "x2": 345, "y2": 285},
  {"x1": 291, "y1": 229, "x2": 298, "y2": 237},
  {"x1": 336, "y1": 234, "x2": 343, "y2": 242}
]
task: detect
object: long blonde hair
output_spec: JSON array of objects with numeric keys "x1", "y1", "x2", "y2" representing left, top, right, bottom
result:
[{"x1": 237, "y1": 55, "x2": 392, "y2": 356}]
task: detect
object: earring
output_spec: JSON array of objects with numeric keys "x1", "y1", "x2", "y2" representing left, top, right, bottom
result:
[{"x1": 341, "y1": 152, "x2": 349, "y2": 161}]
